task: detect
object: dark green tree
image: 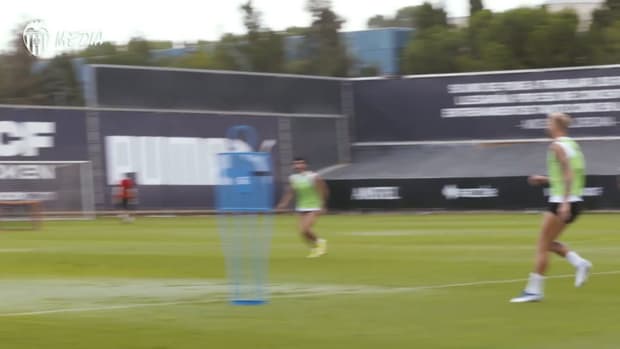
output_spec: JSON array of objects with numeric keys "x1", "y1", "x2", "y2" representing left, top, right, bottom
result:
[
  {"x1": 366, "y1": 4, "x2": 443, "y2": 29},
  {"x1": 88, "y1": 37, "x2": 152, "y2": 66},
  {"x1": 0, "y1": 23, "x2": 41, "y2": 104},
  {"x1": 127, "y1": 38, "x2": 151, "y2": 59},
  {"x1": 238, "y1": 0, "x2": 285, "y2": 72},
  {"x1": 591, "y1": 0, "x2": 620, "y2": 29},
  {"x1": 0, "y1": 23, "x2": 84, "y2": 105},
  {"x1": 209, "y1": 34, "x2": 243, "y2": 71},
  {"x1": 394, "y1": 6, "x2": 422, "y2": 28},
  {"x1": 412, "y1": 3, "x2": 448, "y2": 32},
  {"x1": 38, "y1": 53, "x2": 83, "y2": 105},
  {"x1": 401, "y1": 26, "x2": 463, "y2": 74},
  {"x1": 455, "y1": 41, "x2": 517, "y2": 72},
  {"x1": 589, "y1": 20, "x2": 620, "y2": 64},
  {"x1": 366, "y1": 15, "x2": 395, "y2": 29},
  {"x1": 296, "y1": 0, "x2": 350, "y2": 76},
  {"x1": 284, "y1": 26, "x2": 308, "y2": 36},
  {"x1": 524, "y1": 10, "x2": 580, "y2": 68},
  {"x1": 481, "y1": 8, "x2": 549, "y2": 68},
  {"x1": 79, "y1": 42, "x2": 118, "y2": 58},
  {"x1": 358, "y1": 65, "x2": 380, "y2": 77},
  {"x1": 166, "y1": 50, "x2": 212, "y2": 69},
  {"x1": 367, "y1": 15, "x2": 396, "y2": 28},
  {"x1": 465, "y1": 9, "x2": 493, "y2": 59},
  {"x1": 588, "y1": 0, "x2": 620, "y2": 63},
  {"x1": 470, "y1": 0, "x2": 484, "y2": 16},
  {"x1": 367, "y1": 6, "x2": 419, "y2": 28},
  {"x1": 401, "y1": 5, "x2": 587, "y2": 74}
]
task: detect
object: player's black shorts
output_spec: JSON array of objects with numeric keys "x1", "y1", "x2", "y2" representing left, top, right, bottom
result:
[
  {"x1": 121, "y1": 198, "x2": 131, "y2": 210},
  {"x1": 547, "y1": 202, "x2": 582, "y2": 224}
]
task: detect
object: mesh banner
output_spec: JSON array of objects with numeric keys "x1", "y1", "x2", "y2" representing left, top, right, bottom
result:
[
  {"x1": 0, "y1": 107, "x2": 88, "y2": 161},
  {"x1": 94, "y1": 66, "x2": 343, "y2": 115},
  {"x1": 0, "y1": 162, "x2": 93, "y2": 215},
  {"x1": 328, "y1": 176, "x2": 620, "y2": 210},
  {"x1": 354, "y1": 66, "x2": 620, "y2": 142},
  {"x1": 100, "y1": 111, "x2": 279, "y2": 209},
  {"x1": 290, "y1": 118, "x2": 340, "y2": 170}
]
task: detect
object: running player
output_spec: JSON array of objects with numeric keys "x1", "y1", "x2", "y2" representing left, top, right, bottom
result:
[
  {"x1": 117, "y1": 173, "x2": 136, "y2": 223},
  {"x1": 510, "y1": 113, "x2": 592, "y2": 303},
  {"x1": 276, "y1": 158, "x2": 329, "y2": 258}
]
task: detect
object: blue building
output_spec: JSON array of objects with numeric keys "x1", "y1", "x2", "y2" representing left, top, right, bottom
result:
[{"x1": 285, "y1": 27, "x2": 414, "y2": 76}]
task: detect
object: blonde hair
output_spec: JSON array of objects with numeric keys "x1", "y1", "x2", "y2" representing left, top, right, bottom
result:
[{"x1": 548, "y1": 112, "x2": 572, "y2": 131}]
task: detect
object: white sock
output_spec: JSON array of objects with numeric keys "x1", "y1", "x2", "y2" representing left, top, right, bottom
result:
[
  {"x1": 525, "y1": 273, "x2": 544, "y2": 295},
  {"x1": 566, "y1": 251, "x2": 586, "y2": 268}
]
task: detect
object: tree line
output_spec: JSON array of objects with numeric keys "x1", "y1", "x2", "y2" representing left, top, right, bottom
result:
[
  {"x1": 398, "y1": 0, "x2": 620, "y2": 74},
  {"x1": 1, "y1": 0, "x2": 620, "y2": 105}
]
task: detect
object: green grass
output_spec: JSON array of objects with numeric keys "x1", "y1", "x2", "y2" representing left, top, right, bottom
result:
[{"x1": 1, "y1": 213, "x2": 619, "y2": 349}]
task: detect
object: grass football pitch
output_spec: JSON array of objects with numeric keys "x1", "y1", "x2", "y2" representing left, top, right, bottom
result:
[{"x1": 0, "y1": 213, "x2": 619, "y2": 349}]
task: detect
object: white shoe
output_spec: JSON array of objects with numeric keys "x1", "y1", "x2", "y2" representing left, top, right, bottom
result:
[
  {"x1": 307, "y1": 248, "x2": 322, "y2": 258},
  {"x1": 510, "y1": 292, "x2": 543, "y2": 303},
  {"x1": 317, "y1": 239, "x2": 327, "y2": 255},
  {"x1": 307, "y1": 240, "x2": 327, "y2": 258},
  {"x1": 575, "y1": 260, "x2": 592, "y2": 288}
]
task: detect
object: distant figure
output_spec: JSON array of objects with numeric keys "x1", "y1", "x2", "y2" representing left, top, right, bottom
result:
[
  {"x1": 510, "y1": 113, "x2": 592, "y2": 303},
  {"x1": 117, "y1": 173, "x2": 136, "y2": 223},
  {"x1": 276, "y1": 158, "x2": 329, "y2": 258}
]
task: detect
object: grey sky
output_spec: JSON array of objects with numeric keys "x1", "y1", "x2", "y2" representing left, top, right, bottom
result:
[{"x1": 2, "y1": 0, "x2": 545, "y2": 52}]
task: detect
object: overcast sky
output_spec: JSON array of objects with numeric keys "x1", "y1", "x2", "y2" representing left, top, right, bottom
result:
[{"x1": 2, "y1": 0, "x2": 546, "y2": 52}]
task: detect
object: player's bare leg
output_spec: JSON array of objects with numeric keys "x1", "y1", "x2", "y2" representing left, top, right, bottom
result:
[
  {"x1": 299, "y1": 212, "x2": 319, "y2": 244},
  {"x1": 512, "y1": 212, "x2": 591, "y2": 303},
  {"x1": 549, "y1": 241, "x2": 569, "y2": 257},
  {"x1": 511, "y1": 213, "x2": 560, "y2": 302},
  {"x1": 534, "y1": 212, "x2": 565, "y2": 275},
  {"x1": 300, "y1": 212, "x2": 327, "y2": 258},
  {"x1": 537, "y1": 213, "x2": 592, "y2": 286}
]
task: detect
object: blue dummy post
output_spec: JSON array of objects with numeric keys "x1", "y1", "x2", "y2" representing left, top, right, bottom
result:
[{"x1": 215, "y1": 126, "x2": 274, "y2": 306}]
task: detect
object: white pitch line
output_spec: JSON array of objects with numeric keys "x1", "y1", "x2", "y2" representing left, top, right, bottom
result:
[
  {"x1": 0, "y1": 299, "x2": 226, "y2": 318},
  {"x1": 1, "y1": 270, "x2": 619, "y2": 317},
  {"x1": 0, "y1": 249, "x2": 35, "y2": 253},
  {"x1": 272, "y1": 270, "x2": 620, "y2": 298}
]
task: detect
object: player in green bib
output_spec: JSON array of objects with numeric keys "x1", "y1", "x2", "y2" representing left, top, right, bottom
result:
[
  {"x1": 276, "y1": 157, "x2": 329, "y2": 258},
  {"x1": 511, "y1": 113, "x2": 592, "y2": 303}
]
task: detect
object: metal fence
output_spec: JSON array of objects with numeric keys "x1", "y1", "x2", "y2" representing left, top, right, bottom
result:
[{"x1": 3, "y1": 64, "x2": 620, "y2": 210}]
